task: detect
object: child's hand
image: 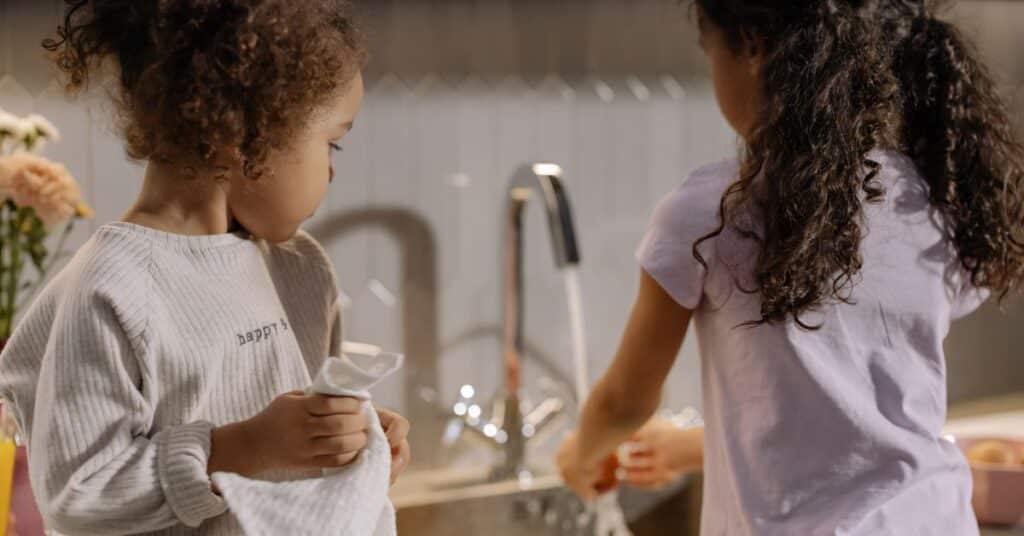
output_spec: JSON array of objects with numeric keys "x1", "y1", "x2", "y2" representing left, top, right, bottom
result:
[
  {"x1": 619, "y1": 417, "x2": 699, "y2": 490},
  {"x1": 376, "y1": 408, "x2": 411, "y2": 485},
  {"x1": 241, "y1": 391, "x2": 368, "y2": 474},
  {"x1": 557, "y1": 432, "x2": 617, "y2": 502}
]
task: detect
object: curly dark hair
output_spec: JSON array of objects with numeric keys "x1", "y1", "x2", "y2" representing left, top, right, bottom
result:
[
  {"x1": 42, "y1": 0, "x2": 367, "y2": 179},
  {"x1": 693, "y1": 0, "x2": 1024, "y2": 328}
]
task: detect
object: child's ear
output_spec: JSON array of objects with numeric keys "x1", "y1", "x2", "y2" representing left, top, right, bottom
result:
[
  {"x1": 747, "y1": 51, "x2": 764, "y2": 78},
  {"x1": 741, "y1": 33, "x2": 766, "y2": 77}
]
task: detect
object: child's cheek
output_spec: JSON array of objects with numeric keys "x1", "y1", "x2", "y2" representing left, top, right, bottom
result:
[{"x1": 273, "y1": 143, "x2": 329, "y2": 220}]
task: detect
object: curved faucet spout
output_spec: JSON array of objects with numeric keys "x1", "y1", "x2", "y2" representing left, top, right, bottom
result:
[
  {"x1": 504, "y1": 163, "x2": 580, "y2": 392},
  {"x1": 496, "y1": 162, "x2": 581, "y2": 479}
]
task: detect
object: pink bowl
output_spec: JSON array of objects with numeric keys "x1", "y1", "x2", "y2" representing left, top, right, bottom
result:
[{"x1": 956, "y1": 436, "x2": 1024, "y2": 526}]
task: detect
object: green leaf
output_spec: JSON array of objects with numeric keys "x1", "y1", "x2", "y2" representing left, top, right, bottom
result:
[
  {"x1": 28, "y1": 217, "x2": 45, "y2": 240},
  {"x1": 28, "y1": 243, "x2": 46, "y2": 272}
]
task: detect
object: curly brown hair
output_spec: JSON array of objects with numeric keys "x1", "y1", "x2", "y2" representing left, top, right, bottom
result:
[
  {"x1": 693, "y1": 0, "x2": 1024, "y2": 328},
  {"x1": 43, "y1": 0, "x2": 367, "y2": 179}
]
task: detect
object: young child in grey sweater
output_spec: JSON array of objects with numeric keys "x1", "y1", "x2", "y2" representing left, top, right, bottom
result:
[{"x1": 0, "y1": 1, "x2": 411, "y2": 534}]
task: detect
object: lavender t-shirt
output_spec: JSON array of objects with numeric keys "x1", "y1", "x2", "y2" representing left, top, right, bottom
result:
[{"x1": 637, "y1": 151, "x2": 987, "y2": 535}]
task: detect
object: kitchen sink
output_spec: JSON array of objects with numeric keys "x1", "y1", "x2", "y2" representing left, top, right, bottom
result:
[{"x1": 391, "y1": 468, "x2": 702, "y2": 536}]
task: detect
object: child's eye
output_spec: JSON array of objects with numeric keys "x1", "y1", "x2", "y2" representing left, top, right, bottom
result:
[{"x1": 329, "y1": 142, "x2": 343, "y2": 153}]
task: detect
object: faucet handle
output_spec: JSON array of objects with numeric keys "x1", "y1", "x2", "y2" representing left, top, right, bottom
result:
[{"x1": 523, "y1": 396, "x2": 566, "y2": 440}]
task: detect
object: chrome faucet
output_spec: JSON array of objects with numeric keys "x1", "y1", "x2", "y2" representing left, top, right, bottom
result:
[
  {"x1": 442, "y1": 163, "x2": 582, "y2": 480},
  {"x1": 498, "y1": 163, "x2": 580, "y2": 479}
]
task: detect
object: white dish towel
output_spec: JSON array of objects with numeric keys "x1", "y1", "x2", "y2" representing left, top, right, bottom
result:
[{"x1": 212, "y1": 351, "x2": 403, "y2": 535}]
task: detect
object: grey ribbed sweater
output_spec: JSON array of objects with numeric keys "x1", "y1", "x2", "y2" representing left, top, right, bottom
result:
[{"x1": 0, "y1": 222, "x2": 343, "y2": 535}]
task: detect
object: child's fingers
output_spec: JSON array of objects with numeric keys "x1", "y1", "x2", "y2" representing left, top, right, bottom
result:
[
  {"x1": 620, "y1": 441, "x2": 654, "y2": 455},
  {"x1": 382, "y1": 412, "x2": 410, "y2": 445},
  {"x1": 401, "y1": 440, "x2": 411, "y2": 465},
  {"x1": 308, "y1": 413, "x2": 366, "y2": 437},
  {"x1": 392, "y1": 438, "x2": 411, "y2": 462},
  {"x1": 313, "y1": 451, "x2": 361, "y2": 469},
  {"x1": 309, "y1": 431, "x2": 368, "y2": 456},
  {"x1": 306, "y1": 395, "x2": 362, "y2": 416},
  {"x1": 620, "y1": 455, "x2": 655, "y2": 470},
  {"x1": 390, "y1": 460, "x2": 402, "y2": 485},
  {"x1": 390, "y1": 440, "x2": 411, "y2": 484}
]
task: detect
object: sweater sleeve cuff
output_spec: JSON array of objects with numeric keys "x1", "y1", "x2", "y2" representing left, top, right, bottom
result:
[{"x1": 156, "y1": 421, "x2": 227, "y2": 527}]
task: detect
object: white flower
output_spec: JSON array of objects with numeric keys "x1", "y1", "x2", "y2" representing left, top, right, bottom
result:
[
  {"x1": 25, "y1": 114, "x2": 60, "y2": 142},
  {"x1": 0, "y1": 109, "x2": 30, "y2": 141},
  {"x1": 0, "y1": 108, "x2": 18, "y2": 128}
]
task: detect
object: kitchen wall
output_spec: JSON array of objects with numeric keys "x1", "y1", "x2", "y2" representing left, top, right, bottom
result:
[{"x1": 0, "y1": 0, "x2": 1021, "y2": 469}]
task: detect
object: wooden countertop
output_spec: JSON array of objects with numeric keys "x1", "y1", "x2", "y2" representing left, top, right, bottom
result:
[{"x1": 949, "y1": 392, "x2": 1024, "y2": 421}]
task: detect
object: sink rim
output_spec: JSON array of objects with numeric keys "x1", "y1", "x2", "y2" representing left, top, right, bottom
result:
[{"x1": 390, "y1": 466, "x2": 566, "y2": 509}]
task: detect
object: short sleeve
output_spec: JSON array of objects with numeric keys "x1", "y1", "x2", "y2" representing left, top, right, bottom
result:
[
  {"x1": 951, "y1": 280, "x2": 991, "y2": 321},
  {"x1": 636, "y1": 159, "x2": 739, "y2": 310}
]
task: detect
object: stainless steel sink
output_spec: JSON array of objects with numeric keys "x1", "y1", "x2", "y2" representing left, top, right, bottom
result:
[{"x1": 391, "y1": 468, "x2": 702, "y2": 536}]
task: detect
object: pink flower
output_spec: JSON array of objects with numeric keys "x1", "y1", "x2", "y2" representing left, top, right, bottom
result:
[{"x1": 0, "y1": 154, "x2": 90, "y2": 227}]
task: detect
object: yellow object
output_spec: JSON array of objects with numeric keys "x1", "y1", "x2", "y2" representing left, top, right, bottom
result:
[
  {"x1": 967, "y1": 440, "x2": 1018, "y2": 467},
  {"x1": 75, "y1": 202, "x2": 94, "y2": 219},
  {"x1": 0, "y1": 438, "x2": 15, "y2": 536}
]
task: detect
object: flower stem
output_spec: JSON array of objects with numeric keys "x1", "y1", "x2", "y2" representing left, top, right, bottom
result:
[
  {"x1": 16, "y1": 218, "x2": 73, "y2": 312},
  {"x1": 0, "y1": 205, "x2": 5, "y2": 338},
  {"x1": 2, "y1": 204, "x2": 24, "y2": 341},
  {"x1": 0, "y1": 202, "x2": 9, "y2": 340}
]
